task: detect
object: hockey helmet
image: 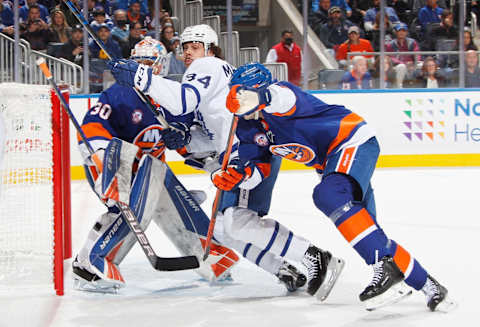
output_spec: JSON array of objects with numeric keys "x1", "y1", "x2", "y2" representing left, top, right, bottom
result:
[
  {"x1": 180, "y1": 24, "x2": 218, "y2": 55},
  {"x1": 229, "y1": 62, "x2": 272, "y2": 89}
]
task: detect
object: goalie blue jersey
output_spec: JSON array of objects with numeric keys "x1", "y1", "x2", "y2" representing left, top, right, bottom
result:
[
  {"x1": 236, "y1": 81, "x2": 375, "y2": 172},
  {"x1": 78, "y1": 83, "x2": 192, "y2": 161}
]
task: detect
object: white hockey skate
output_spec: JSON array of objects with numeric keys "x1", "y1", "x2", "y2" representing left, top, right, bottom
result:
[
  {"x1": 72, "y1": 257, "x2": 125, "y2": 293},
  {"x1": 302, "y1": 245, "x2": 345, "y2": 301}
]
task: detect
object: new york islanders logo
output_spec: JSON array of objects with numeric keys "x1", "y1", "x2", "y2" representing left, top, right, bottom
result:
[
  {"x1": 254, "y1": 133, "x2": 269, "y2": 147},
  {"x1": 269, "y1": 143, "x2": 316, "y2": 164}
]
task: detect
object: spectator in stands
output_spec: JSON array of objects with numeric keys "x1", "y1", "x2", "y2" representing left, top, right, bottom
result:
[
  {"x1": 310, "y1": 0, "x2": 330, "y2": 26},
  {"x1": 120, "y1": 21, "x2": 143, "y2": 58},
  {"x1": 388, "y1": 0, "x2": 411, "y2": 25},
  {"x1": 160, "y1": 23, "x2": 175, "y2": 52},
  {"x1": 314, "y1": 0, "x2": 352, "y2": 17},
  {"x1": 364, "y1": 0, "x2": 400, "y2": 32},
  {"x1": 90, "y1": 6, "x2": 114, "y2": 33},
  {"x1": 19, "y1": 0, "x2": 50, "y2": 24},
  {"x1": 349, "y1": 0, "x2": 370, "y2": 26},
  {"x1": 0, "y1": 0, "x2": 14, "y2": 36},
  {"x1": 266, "y1": 30, "x2": 303, "y2": 86},
  {"x1": 127, "y1": 0, "x2": 148, "y2": 28},
  {"x1": 48, "y1": 9, "x2": 71, "y2": 43},
  {"x1": 413, "y1": 0, "x2": 448, "y2": 14},
  {"x1": 423, "y1": 9, "x2": 457, "y2": 51},
  {"x1": 385, "y1": 23, "x2": 422, "y2": 87},
  {"x1": 462, "y1": 28, "x2": 478, "y2": 51},
  {"x1": 166, "y1": 35, "x2": 186, "y2": 75},
  {"x1": 58, "y1": 24, "x2": 83, "y2": 65},
  {"x1": 336, "y1": 25, "x2": 374, "y2": 67},
  {"x1": 84, "y1": 0, "x2": 99, "y2": 23},
  {"x1": 370, "y1": 56, "x2": 397, "y2": 88},
  {"x1": 89, "y1": 23, "x2": 122, "y2": 59},
  {"x1": 465, "y1": 50, "x2": 480, "y2": 87},
  {"x1": 413, "y1": 56, "x2": 447, "y2": 88},
  {"x1": 20, "y1": 4, "x2": 51, "y2": 51},
  {"x1": 318, "y1": 6, "x2": 356, "y2": 51},
  {"x1": 340, "y1": 55, "x2": 372, "y2": 89},
  {"x1": 147, "y1": 1, "x2": 172, "y2": 30},
  {"x1": 111, "y1": 9, "x2": 129, "y2": 43},
  {"x1": 115, "y1": 0, "x2": 150, "y2": 16},
  {"x1": 60, "y1": 0, "x2": 81, "y2": 27},
  {"x1": 367, "y1": 11, "x2": 395, "y2": 51},
  {"x1": 418, "y1": 0, "x2": 443, "y2": 31}
]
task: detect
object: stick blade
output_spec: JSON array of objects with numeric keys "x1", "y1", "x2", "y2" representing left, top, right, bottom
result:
[{"x1": 154, "y1": 256, "x2": 199, "y2": 271}]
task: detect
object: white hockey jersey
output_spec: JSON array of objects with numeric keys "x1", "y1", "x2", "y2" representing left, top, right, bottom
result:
[{"x1": 146, "y1": 56, "x2": 236, "y2": 154}]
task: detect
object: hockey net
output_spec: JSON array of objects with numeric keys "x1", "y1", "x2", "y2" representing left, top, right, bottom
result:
[{"x1": 0, "y1": 83, "x2": 71, "y2": 295}]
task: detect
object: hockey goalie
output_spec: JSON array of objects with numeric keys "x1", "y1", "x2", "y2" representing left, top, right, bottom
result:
[{"x1": 72, "y1": 38, "x2": 239, "y2": 292}]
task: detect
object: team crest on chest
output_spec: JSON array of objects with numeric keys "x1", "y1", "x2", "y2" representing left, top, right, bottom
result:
[
  {"x1": 269, "y1": 143, "x2": 316, "y2": 164},
  {"x1": 254, "y1": 133, "x2": 269, "y2": 147},
  {"x1": 132, "y1": 109, "x2": 143, "y2": 124}
]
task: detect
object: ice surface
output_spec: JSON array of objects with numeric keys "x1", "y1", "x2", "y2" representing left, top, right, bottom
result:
[{"x1": 0, "y1": 167, "x2": 477, "y2": 327}]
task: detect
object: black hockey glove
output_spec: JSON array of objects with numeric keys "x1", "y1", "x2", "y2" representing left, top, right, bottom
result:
[{"x1": 161, "y1": 122, "x2": 192, "y2": 150}]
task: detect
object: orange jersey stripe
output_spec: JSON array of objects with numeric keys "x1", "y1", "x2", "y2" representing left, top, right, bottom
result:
[
  {"x1": 272, "y1": 105, "x2": 296, "y2": 117},
  {"x1": 327, "y1": 113, "x2": 364, "y2": 155},
  {"x1": 393, "y1": 244, "x2": 411, "y2": 274},
  {"x1": 337, "y1": 208, "x2": 375, "y2": 243},
  {"x1": 337, "y1": 147, "x2": 356, "y2": 174},
  {"x1": 78, "y1": 122, "x2": 113, "y2": 143}
]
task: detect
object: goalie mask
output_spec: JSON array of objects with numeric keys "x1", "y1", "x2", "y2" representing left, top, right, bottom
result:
[
  {"x1": 131, "y1": 36, "x2": 168, "y2": 76},
  {"x1": 180, "y1": 24, "x2": 218, "y2": 56}
]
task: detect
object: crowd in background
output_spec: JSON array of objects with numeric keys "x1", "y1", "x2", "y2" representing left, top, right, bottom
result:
[
  {"x1": 0, "y1": 0, "x2": 187, "y2": 91},
  {"x1": 2, "y1": 0, "x2": 480, "y2": 91},
  {"x1": 296, "y1": 0, "x2": 480, "y2": 89}
]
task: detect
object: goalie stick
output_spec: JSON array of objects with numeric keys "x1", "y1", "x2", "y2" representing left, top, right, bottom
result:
[
  {"x1": 36, "y1": 58, "x2": 199, "y2": 271},
  {"x1": 62, "y1": 0, "x2": 171, "y2": 130}
]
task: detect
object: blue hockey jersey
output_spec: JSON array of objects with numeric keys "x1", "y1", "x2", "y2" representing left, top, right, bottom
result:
[
  {"x1": 235, "y1": 82, "x2": 375, "y2": 172},
  {"x1": 78, "y1": 83, "x2": 192, "y2": 163}
]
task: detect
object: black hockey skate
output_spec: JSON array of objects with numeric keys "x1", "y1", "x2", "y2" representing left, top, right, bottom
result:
[
  {"x1": 360, "y1": 256, "x2": 412, "y2": 311},
  {"x1": 422, "y1": 275, "x2": 456, "y2": 312},
  {"x1": 276, "y1": 261, "x2": 307, "y2": 292},
  {"x1": 301, "y1": 245, "x2": 345, "y2": 301}
]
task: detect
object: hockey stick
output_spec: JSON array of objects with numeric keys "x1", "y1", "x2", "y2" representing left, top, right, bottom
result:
[
  {"x1": 62, "y1": 0, "x2": 170, "y2": 129},
  {"x1": 203, "y1": 115, "x2": 239, "y2": 261},
  {"x1": 36, "y1": 58, "x2": 199, "y2": 271}
]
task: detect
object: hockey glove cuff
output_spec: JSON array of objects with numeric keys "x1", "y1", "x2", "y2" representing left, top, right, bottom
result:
[
  {"x1": 161, "y1": 122, "x2": 192, "y2": 150},
  {"x1": 226, "y1": 84, "x2": 271, "y2": 116}
]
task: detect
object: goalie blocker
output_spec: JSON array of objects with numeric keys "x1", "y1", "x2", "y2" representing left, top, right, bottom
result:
[{"x1": 74, "y1": 138, "x2": 239, "y2": 292}]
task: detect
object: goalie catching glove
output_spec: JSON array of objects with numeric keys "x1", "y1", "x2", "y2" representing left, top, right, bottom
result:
[{"x1": 211, "y1": 159, "x2": 271, "y2": 191}]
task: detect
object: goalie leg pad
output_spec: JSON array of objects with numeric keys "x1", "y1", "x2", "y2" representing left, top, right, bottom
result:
[
  {"x1": 138, "y1": 158, "x2": 239, "y2": 281},
  {"x1": 74, "y1": 211, "x2": 129, "y2": 291},
  {"x1": 222, "y1": 206, "x2": 310, "y2": 263}
]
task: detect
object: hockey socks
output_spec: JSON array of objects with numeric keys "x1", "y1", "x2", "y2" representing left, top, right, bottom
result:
[{"x1": 333, "y1": 204, "x2": 428, "y2": 290}]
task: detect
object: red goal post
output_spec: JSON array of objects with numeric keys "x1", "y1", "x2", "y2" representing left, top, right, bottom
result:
[{"x1": 0, "y1": 83, "x2": 71, "y2": 295}]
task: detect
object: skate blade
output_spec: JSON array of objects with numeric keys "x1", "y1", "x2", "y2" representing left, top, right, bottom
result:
[
  {"x1": 364, "y1": 281, "x2": 412, "y2": 311},
  {"x1": 315, "y1": 257, "x2": 345, "y2": 302},
  {"x1": 73, "y1": 276, "x2": 122, "y2": 294},
  {"x1": 434, "y1": 295, "x2": 457, "y2": 313}
]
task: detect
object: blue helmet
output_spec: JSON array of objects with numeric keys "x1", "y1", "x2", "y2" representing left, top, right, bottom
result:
[{"x1": 229, "y1": 62, "x2": 272, "y2": 89}]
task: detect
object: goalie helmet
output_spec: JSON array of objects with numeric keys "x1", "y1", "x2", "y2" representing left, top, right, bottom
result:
[
  {"x1": 131, "y1": 36, "x2": 168, "y2": 75},
  {"x1": 180, "y1": 24, "x2": 218, "y2": 55},
  {"x1": 229, "y1": 62, "x2": 272, "y2": 89}
]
